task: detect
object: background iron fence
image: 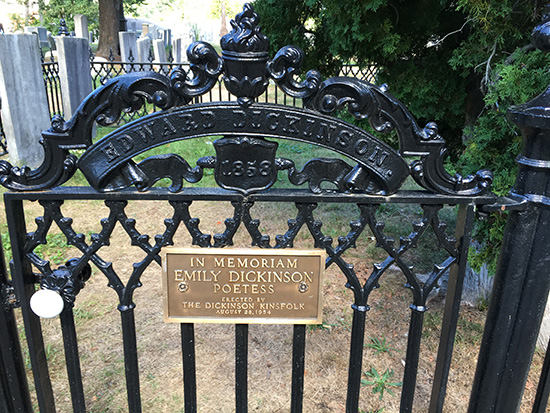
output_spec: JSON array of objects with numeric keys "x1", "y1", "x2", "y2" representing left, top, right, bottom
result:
[
  {"x1": 0, "y1": 114, "x2": 6, "y2": 156},
  {"x1": 0, "y1": 45, "x2": 375, "y2": 158},
  {"x1": 89, "y1": 47, "x2": 378, "y2": 125},
  {"x1": 40, "y1": 47, "x2": 63, "y2": 119}
]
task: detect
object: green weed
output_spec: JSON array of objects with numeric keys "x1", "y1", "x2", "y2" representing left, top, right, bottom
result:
[
  {"x1": 73, "y1": 307, "x2": 94, "y2": 321},
  {"x1": 361, "y1": 367, "x2": 402, "y2": 400},
  {"x1": 455, "y1": 317, "x2": 484, "y2": 345},
  {"x1": 33, "y1": 233, "x2": 71, "y2": 265},
  {"x1": 365, "y1": 336, "x2": 398, "y2": 356},
  {"x1": 422, "y1": 311, "x2": 442, "y2": 339}
]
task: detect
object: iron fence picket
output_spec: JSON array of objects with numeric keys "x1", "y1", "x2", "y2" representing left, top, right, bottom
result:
[
  {"x1": 0, "y1": 232, "x2": 33, "y2": 412},
  {"x1": 4, "y1": 198, "x2": 56, "y2": 413},
  {"x1": 346, "y1": 310, "x2": 367, "y2": 412},
  {"x1": 290, "y1": 324, "x2": 306, "y2": 413},
  {"x1": 42, "y1": 61, "x2": 64, "y2": 118},
  {"x1": 401, "y1": 310, "x2": 425, "y2": 412},
  {"x1": 60, "y1": 308, "x2": 86, "y2": 412},
  {"x1": 0, "y1": 114, "x2": 7, "y2": 156},
  {"x1": 236, "y1": 324, "x2": 249, "y2": 413},
  {"x1": 533, "y1": 340, "x2": 550, "y2": 413},
  {"x1": 181, "y1": 323, "x2": 198, "y2": 413},
  {"x1": 429, "y1": 204, "x2": 475, "y2": 412}
]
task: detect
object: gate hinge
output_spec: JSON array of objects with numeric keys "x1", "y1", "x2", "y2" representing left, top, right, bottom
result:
[{"x1": 478, "y1": 193, "x2": 529, "y2": 214}]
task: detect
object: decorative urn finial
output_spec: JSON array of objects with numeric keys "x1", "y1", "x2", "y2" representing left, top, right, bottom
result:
[
  {"x1": 220, "y1": 3, "x2": 270, "y2": 105},
  {"x1": 58, "y1": 18, "x2": 70, "y2": 36}
]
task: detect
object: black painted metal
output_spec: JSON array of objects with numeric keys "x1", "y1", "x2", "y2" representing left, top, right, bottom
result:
[
  {"x1": 181, "y1": 323, "x2": 197, "y2": 413},
  {"x1": 291, "y1": 324, "x2": 306, "y2": 413},
  {"x1": 0, "y1": 234, "x2": 32, "y2": 412},
  {"x1": 59, "y1": 308, "x2": 86, "y2": 412},
  {"x1": 58, "y1": 18, "x2": 70, "y2": 36},
  {"x1": 468, "y1": 15, "x2": 550, "y2": 412},
  {"x1": 346, "y1": 309, "x2": 367, "y2": 412},
  {"x1": 121, "y1": 309, "x2": 141, "y2": 412},
  {"x1": 236, "y1": 324, "x2": 248, "y2": 413},
  {"x1": 6, "y1": 3, "x2": 548, "y2": 413},
  {"x1": 429, "y1": 204, "x2": 475, "y2": 412},
  {"x1": 402, "y1": 308, "x2": 424, "y2": 412},
  {"x1": 42, "y1": 59, "x2": 63, "y2": 119},
  {"x1": 0, "y1": 104, "x2": 7, "y2": 156},
  {"x1": 533, "y1": 336, "x2": 550, "y2": 413},
  {"x1": 5, "y1": 198, "x2": 55, "y2": 413}
]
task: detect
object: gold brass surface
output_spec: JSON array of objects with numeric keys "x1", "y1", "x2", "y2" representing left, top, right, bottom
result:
[{"x1": 162, "y1": 248, "x2": 325, "y2": 324}]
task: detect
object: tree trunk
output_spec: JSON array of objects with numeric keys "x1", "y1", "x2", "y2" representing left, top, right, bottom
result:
[{"x1": 96, "y1": 0, "x2": 120, "y2": 59}]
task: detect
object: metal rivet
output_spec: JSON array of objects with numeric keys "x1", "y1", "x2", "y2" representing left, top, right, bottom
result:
[{"x1": 178, "y1": 281, "x2": 189, "y2": 293}]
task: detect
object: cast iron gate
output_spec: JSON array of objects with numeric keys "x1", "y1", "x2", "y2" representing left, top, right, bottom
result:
[{"x1": 1, "y1": 4, "x2": 550, "y2": 412}]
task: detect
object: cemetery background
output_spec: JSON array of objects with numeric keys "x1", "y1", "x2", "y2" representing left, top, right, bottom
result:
[{"x1": 0, "y1": 3, "x2": 549, "y2": 412}]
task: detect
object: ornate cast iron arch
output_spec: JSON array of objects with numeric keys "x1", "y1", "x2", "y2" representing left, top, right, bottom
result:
[{"x1": 0, "y1": 3, "x2": 492, "y2": 196}]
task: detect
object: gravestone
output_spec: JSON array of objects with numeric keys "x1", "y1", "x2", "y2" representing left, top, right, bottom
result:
[
  {"x1": 56, "y1": 36, "x2": 93, "y2": 118},
  {"x1": 119, "y1": 31, "x2": 137, "y2": 70},
  {"x1": 150, "y1": 25, "x2": 159, "y2": 40},
  {"x1": 162, "y1": 29, "x2": 171, "y2": 48},
  {"x1": 47, "y1": 34, "x2": 56, "y2": 51},
  {"x1": 37, "y1": 27, "x2": 48, "y2": 48},
  {"x1": 0, "y1": 34, "x2": 49, "y2": 167},
  {"x1": 137, "y1": 37, "x2": 152, "y2": 68},
  {"x1": 142, "y1": 24, "x2": 149, "y2": 38},
  {"x1": 74, "y1": 14, "x2": 88, "y2": 40},
  {"x1": 153, "y1": 38, "x2": 166, "y2": 62},
  {"x1": 24, "y1": 26, "x2": 49, "y2": 48},
  {"x1": 172, "y1": 38, "x2": 184, "y2": 63}
]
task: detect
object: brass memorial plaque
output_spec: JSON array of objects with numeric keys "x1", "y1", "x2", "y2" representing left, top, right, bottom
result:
[{"x1": 162, "y1": 248, "x2": 325, "y2": 324}]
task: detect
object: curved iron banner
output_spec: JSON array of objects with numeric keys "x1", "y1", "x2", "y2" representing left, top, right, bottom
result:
[{"x1": 0, "y1": 3, "x2": 492, "y2": 196}]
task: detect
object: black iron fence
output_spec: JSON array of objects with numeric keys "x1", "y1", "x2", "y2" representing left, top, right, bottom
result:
[
  {"x1": 5, "y1": 7, "x2": 550, "y2": 412},
  {"x1": 90, "y1": 48, "x2": 377, "y2": 125},
  {"x1": 0, "y1": 114, "x2": 7, "y2": 156},
  {"x1": 40, "y1": 47, "x2": 63, "y2": 119}
]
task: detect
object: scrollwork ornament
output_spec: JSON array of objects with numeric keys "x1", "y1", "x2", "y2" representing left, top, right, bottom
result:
[
  {"x1": 305, "y1": 76, "x2": 493, "y2": 195},
  {"x1": 267, "y1": 45, "x2": 322, "y2": 99},
  {"x1": 0, "y1": 71, "x2": 179, "y2": 191},
  {"x1": 170, "y1": 42, "x2": 223, "y2": 102}
]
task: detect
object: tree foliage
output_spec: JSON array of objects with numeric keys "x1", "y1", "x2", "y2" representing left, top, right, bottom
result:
[
  {"x1": 208, "y1": 0, "x2": 245, "y2": 21},
  {"x1": 252, "y1": 0, "x2": 550, "y2": 272},
  {"x1": 37, "y1": 0, "x2": 99, "y2": 34},
  {"x1": 253, "y1": 0, "x2": 473, "y2": 154},
  {"x1": 35, "y1": 0, "x2": 144, "y2": 58}
]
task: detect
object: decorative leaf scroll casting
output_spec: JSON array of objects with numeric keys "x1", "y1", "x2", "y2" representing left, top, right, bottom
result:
[
  {"x1": 0, "y1": 3, "x2": 491, "y2": 196},
  {"x1": 25, "y1": 200, "x2": 458, "y2": 313}
]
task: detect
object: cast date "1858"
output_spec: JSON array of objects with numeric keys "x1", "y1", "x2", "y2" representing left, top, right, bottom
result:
[{"x1": 220, "y1": 160, "x2": 272, "y2": 177}]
